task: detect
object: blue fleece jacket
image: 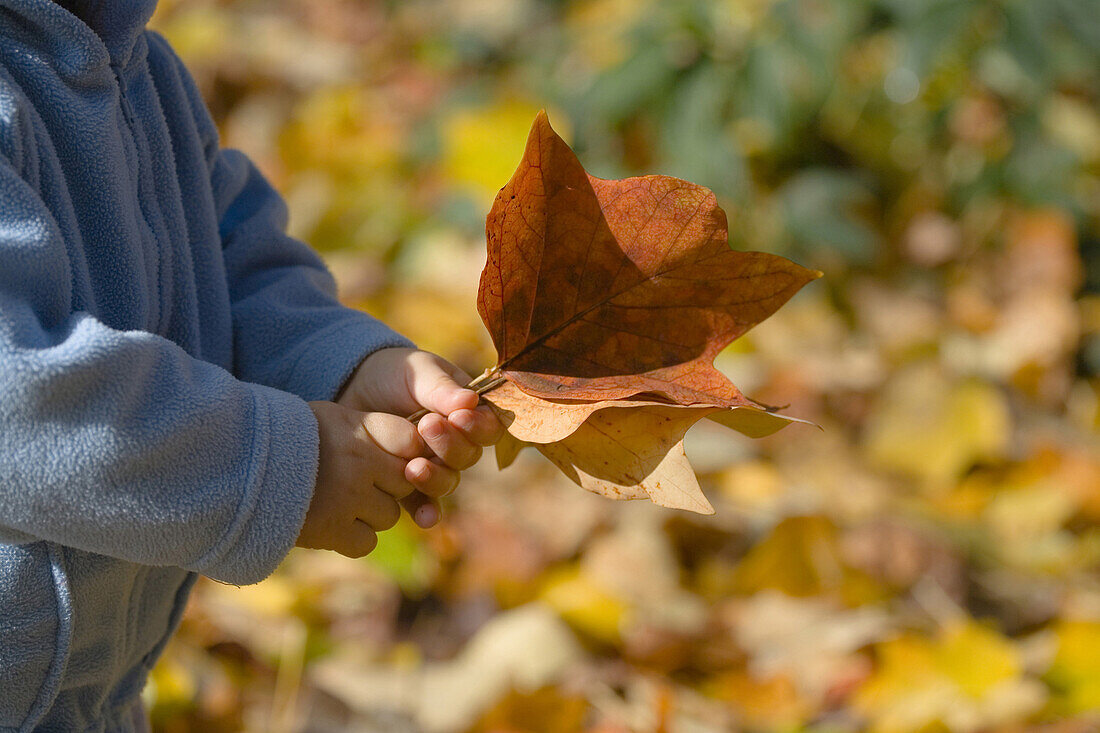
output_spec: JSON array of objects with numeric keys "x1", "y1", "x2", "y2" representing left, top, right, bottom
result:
[{"x1": 0, "y1": 0, "x2": 414, "y2": 729}]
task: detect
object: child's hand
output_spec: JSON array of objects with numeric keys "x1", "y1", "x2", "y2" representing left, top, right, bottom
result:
[
  {"x1": 297, "y1": 400, "x2": 447, "y2": 556},
  {"x1": 336, "y1": 347, "x2": 504, "y2": 525}
]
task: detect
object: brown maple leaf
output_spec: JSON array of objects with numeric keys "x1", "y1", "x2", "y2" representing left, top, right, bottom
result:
[
  {"x1": 477, "y1": 111, "x2": 820, "y2": 406},
  {"x1": 451, "y1": 112, "x2": 820, "y2": 514}
]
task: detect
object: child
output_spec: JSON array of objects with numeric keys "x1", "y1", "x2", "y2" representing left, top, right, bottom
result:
[{"x1": 0, "y1": 0, "x2": 501, "y2": 729}]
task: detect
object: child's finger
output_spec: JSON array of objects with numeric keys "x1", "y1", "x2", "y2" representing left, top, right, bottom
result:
[
  {"x1": 400, "y1": 491, "x2": 442, "y2": 529},
  {"x1": 359, "y1": 412, "x2": 429, "y2": 459},
  {"x1": 405, "y1": 457, "x2": 460, "y2": 498},
  {"x1": 338, "y1": 520, "x2": 379, "y2": 558},
  {"x1": 351, "y1": 445, "x2": 420, "y2": 499},
  {"x1": 357, "y1": 487, "x2": 401, "y2": 532},
  {"x1": 434, "y1": 352, "x2": 475, "y2": 387},
  {"x1": 407, "y1": 351, "x2": 479, "y2": 417},
  {"x1": 447, "y1": 406, "x2": 506, "y2": 447},
  {"x1": 418, "y1": 413, "x2": 482, "y2": 470},
  {"x1": 371, "y1": 463, "x2": 420, "y2": 500}
]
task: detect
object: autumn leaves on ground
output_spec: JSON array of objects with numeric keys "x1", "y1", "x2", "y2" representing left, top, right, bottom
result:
[{"x1": 147, "y1": 1, "x2": 1100, "y2": 731}]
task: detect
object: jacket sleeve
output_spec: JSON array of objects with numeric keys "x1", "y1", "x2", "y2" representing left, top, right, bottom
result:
[
  {"x1": 0, "y1": 156, "x2": 316, "y2": 585},
  {"x1": 210, "y1": 147, "x2": 414, "y2": 401},
  {"x1": 151, "y1": 29, "x2": 413, "y2": 401}
]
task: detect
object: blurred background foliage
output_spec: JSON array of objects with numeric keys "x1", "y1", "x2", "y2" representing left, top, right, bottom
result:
[{"x1": 147, "y1": 0, "x2": 1100, "y2": 730}]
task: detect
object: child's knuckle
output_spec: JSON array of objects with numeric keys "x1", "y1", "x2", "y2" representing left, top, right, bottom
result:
[{"x1": 377, "y1": 502, "x2": 401, "y2": 530}]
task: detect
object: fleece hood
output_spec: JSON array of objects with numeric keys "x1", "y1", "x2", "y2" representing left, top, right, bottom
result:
[{"x1": 0, "y1": 0, "x2": 157, "y2": 75}]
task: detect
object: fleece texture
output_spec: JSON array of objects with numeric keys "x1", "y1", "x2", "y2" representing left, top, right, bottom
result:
[{"x1": 0, "y1": 0, "x2": 413, "y2": 729}]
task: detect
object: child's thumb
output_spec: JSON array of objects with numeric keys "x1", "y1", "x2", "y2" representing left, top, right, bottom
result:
[{"x1": 409, "y1": 353, "x2": 478, "y2": 416}]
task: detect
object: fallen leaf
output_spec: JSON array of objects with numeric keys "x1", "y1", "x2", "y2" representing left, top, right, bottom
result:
[
  {"x1": 864, "y1": 363, "x2": 1011, "y2": 485},
  {"x1": 703, "y1": 671, "x2": 812, "y2": 730},
  {"x1": 310, "y1": 603, "x2": 583, "y2": 733},
  {"x1": 442, "y1": 99, "x2": 557, "y2": 206},
  {"x1": 1044, "y1": 620, "x2": 1100, "y2": 715},
  {"x1": 730, "y1": 516, "x2": 888, "y2": 604},
  {"x1": 477, "y1": 111, "x2": 819, "y2": 406},
  {"x1": 472, "y1": 686, "x2": 590, "y2": 733},
  {"x1": 582, "y1": 509, "x2": 708, "y2": 636},
  {"x1": 539, "y1": 564, "x2": 629, "y2": 644},
  {"x1": 854, "y1": 621, "x2": 1047, "y2": 733}
]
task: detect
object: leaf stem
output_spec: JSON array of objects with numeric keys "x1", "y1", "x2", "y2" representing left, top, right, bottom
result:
[{"x1": 406, "y1": 368, "x2": 506, "y2": 423}]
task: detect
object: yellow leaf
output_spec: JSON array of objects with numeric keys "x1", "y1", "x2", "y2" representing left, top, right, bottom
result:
[
  {"x1": 733, "y1": 516, "x2": 843, "y2": 598},
  {"x1": 538, "y1": 565, "x2": 628, "y2": 644},
  {"x1": 935, "y1": 623, "x2": 1020, "y2": 697},
  {"x1": 441, "y1": 100, "x2": 569, "y2": 206},
  {"x1": 146, "y1": 654, "x2": 196, "y2": 708},
  {"x1": 152, "y1": 6, "x2": 231, "y2": 64},
  {"x1": 864, "y1": 364, "x2": 1010, "y2": 485},
  {"x1": 983, "y1": 485, "x2": 1077, "y2": 571},
  {"x1": 855, "y1": 622, "x2": 1044, "y2": 733},
  {"x1": 288, "y1": 86, "x2": 402, "y2": 174},
  {"x1": 731, "y1": 516, "x2": 884, "y2": 604},
  {"x1": 1046, "y1": 620, "x2": 1100, "y2": 714}
]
